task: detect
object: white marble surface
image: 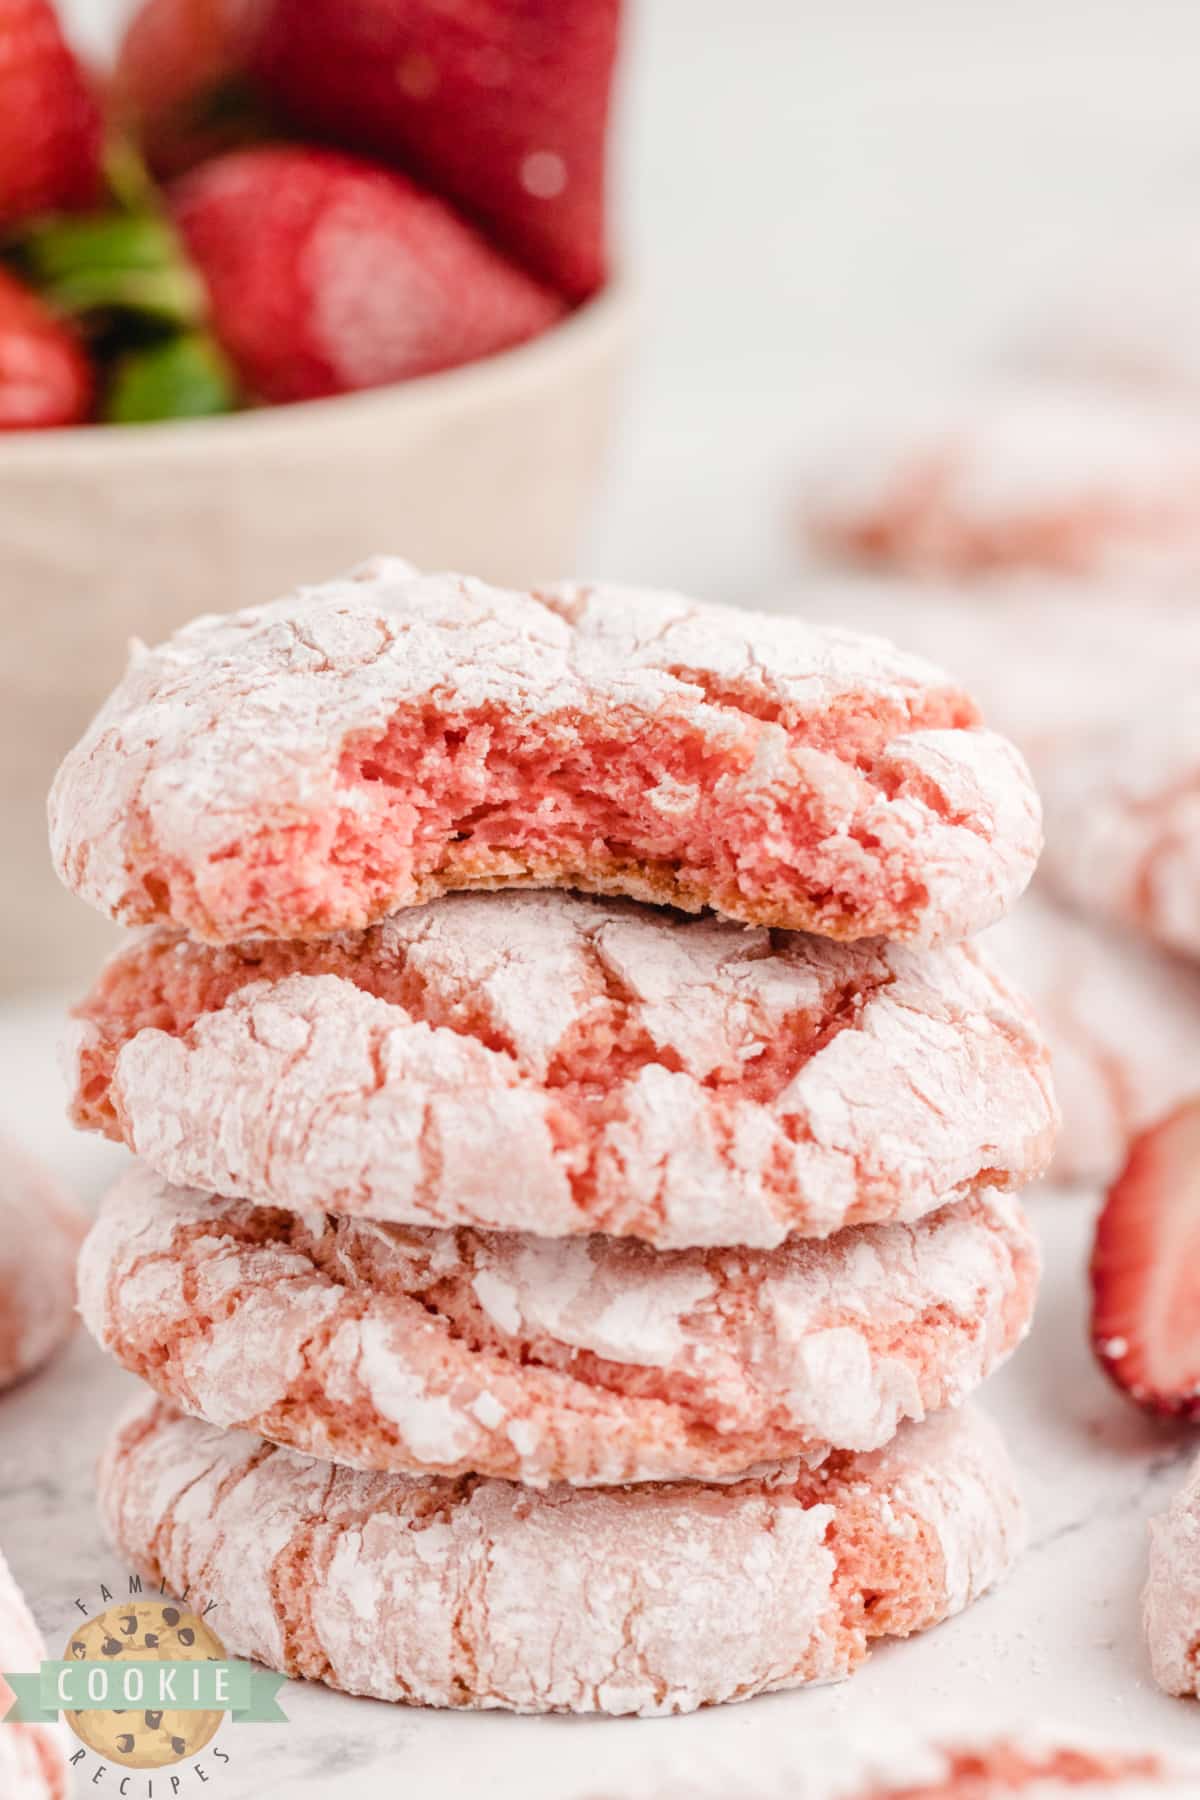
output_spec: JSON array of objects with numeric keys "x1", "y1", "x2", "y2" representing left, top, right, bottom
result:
[{"x1": 1, "y1": 996, "x2": 1198, "y2": 1794}]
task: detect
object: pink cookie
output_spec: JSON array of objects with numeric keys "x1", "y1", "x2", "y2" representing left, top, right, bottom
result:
[
  {"x1": 847, "y1": 1748, "x2": 1193, "y2": 1800},
  {"x1": 67, "y1": 891, "x2": 1057, "y2": 1247},
  {"x1": 78, "y1": 1167, "x2": 1038, "y2": 1487},
  {"x1": 799, "y1": 382, "x2": 1200, "y2": 579},
  {"x1": 1040, "y1": 713, "x2": 1200, "y2": 962},
  {"x1": 0, "y1": 1551, "x2": 69, "y2": 1798},
  {"x1": 601, "y1": 1732, "x2": 1199, "y2": 1799},
  {"x1": 0, "y1": 1136, "x2": 85, "y2": 1392},
  {"x1": 1145, "y1": 1445, "x2": 1200, "y2": 1697},
  {"x1": 98, "y1": 1394, "x2": 1023, "y2": 1716},
  {"x1": 985, "y1": 895, "x2": 1200, "y2": 1185},
  {"x1": 780, "y1": 575, "x2": 1200, "y2": 758},
  {"x1": 48, "y1": 558, "x2": 1040, "y2": 948}
]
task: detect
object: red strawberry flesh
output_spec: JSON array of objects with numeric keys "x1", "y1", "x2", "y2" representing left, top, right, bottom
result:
[{"x1": 1092, "y1": 1095, "x2": 1200, "y2": 1415}]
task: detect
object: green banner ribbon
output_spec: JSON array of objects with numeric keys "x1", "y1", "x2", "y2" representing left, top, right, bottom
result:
[{"x1": 2, "y1": 1660, "x2": 287, "y2": 1724}]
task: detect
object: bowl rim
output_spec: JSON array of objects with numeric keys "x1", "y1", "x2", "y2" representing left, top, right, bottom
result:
[{"x1": 0, "y1": 277, "x2": 632, "y2": 465}]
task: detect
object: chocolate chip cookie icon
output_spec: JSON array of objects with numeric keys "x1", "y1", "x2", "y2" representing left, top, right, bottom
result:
[{"x1": 62, "y1": 1601, "x2": 225, "y2": 1769}]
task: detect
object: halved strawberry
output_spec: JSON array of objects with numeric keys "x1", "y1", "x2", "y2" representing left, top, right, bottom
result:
[{"x1": 1091, "y1": 1095, "x2": 1200, "y2": 1414}]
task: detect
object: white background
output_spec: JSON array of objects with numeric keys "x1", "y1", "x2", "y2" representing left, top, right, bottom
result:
[{"x1": 9, "y1": 1, "x2": 1200, "y2": 1790}]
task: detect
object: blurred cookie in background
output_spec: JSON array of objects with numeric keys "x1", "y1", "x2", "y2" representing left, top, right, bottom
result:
[{"x1": 0, "y1": 1134, "x2": 85, "y2": 1392}]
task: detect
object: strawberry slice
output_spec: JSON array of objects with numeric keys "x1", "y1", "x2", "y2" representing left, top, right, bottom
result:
[
  {"x1": 0, "y1": 0, "x2": 102, "y2": 227},
  {"x1": 169, "y1": 145, "x2": 564, "y2": 404},
  {"x1": 0, "y1": 266, "x2": 92, "y2": 428},
  {"x1": 251, "y1": 0, "x2": 621, "y2": 301},
  {"x1": 1092, "y1": 1096, "x2": 1200, "y2": 1414}
]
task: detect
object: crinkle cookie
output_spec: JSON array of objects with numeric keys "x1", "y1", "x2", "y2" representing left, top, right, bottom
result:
[
  {"x1": 588, "y1": 1727, "x2": 1200, "y2": 1799},
  {"x1": 1040, "y1": 712, "x2": 1200, "y2": 961},
  {"x1": 782, "y1": 575, "x2": 1200, "y2": 757},
  {"x1": 1146, "y1": 1444, "x2": 1200, "y2": 1697},
  {"x1": 836, "y1": 1746, "x2": 1193, "y2": 1800},
  {"x1": 48, "y1": 558, "x2": 1040, "y2": 948},
  {"x1": 98, "y1": 1394, "x2": 1024, "y2": 1716},
  {"x1": 985, "y1": 894, "x2": 1200, "y2": 1185},
  {"x1": 68, "y1": 890, "x2": 1057, "y2": 1247},
  {"x1": 78, "y1": 1167, "x2": 1038, "y2": 1487},
  {"x1": 0, "y1": 1136, "x2": 85, "y2": 1391},
  {"x1": 0, "y1": 1551, "x2": 69, "y2": 1798},
  {"x1": 798, "y1": 381, "x2": 1200, "y2": 579}
]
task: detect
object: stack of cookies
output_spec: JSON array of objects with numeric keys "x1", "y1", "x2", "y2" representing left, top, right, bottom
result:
[{"x1": 51, "y1": 558, "x2": 1056, "y2": 1715}]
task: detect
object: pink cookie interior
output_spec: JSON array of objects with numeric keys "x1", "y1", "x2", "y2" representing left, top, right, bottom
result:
[
  {"x1": 49, "y1": 570, "x2": 1043, "y2": 946},
  {"x1": 156, "y1": 684, "x2": 978, "y2": 943}
]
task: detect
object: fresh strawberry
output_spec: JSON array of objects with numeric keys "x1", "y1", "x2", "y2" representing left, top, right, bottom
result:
[
  {"x1": 0, "y1": 266, "x2": 91, "y2": 427},
  {"x1": 111, "y1": 0, "x2": 272, "y2": 178},
  {"x1": 1091, "y1": 1096, "x2": 1200, "y2": 1415},
  {"x1": 0, "y1": 0, "x2": 102, "y2": 226},
  {"x1": 169, "y1": 145, "x2": 565, "y2": 403},
  {"x1": 251, "y1": 0, "x2": 620, "y2": 301}
]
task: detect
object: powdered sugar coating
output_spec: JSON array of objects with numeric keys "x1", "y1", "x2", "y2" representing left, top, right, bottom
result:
[
  {"x1": 782, "y1": 574, "x2": 1200, "y2": 757},
  {"x1": 79, "y1": 1166, "x2": 1037, "y2": 1487},
  {"x1": 984, "y1": 895, "x2": 1200, "y2": 1184},
  {"x1": 48, "y1": 558, "x2": 1040, "y2": 947},
  {"x1": 1040, "y1": 712, "x2": 1200, "y2": 961},
  {"x1": 0, "y1": 1136, "x2": 85, "y2": 1392},
  {"x1": 1145, "y1": 1444, "x2": 1200, "y2": 1697},
  {"x1": 799, "y1": 381, "x2": 1200, "y2": 579},
  {"x1": 68, "y1": 890, "x2": 1057, "y2": 1246},
  {"x1": 0, "y1": 1551, "x2": 69, "y2": 1798},
  {"x1": 98, "y1": 1395, "x2": 1024, "y2": 1716}
]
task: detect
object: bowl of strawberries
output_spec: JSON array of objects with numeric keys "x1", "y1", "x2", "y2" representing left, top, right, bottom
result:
[{"x1": 0, "y1": 0, "x2": 628, "y2": 990}]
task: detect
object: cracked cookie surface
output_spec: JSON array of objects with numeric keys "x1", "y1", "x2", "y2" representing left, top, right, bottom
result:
[
  {"x1": 48, "y1": 557, "x2": 1040, "y2": 947},
  {"x1": 79, "y1": 1167, "x2": 1038, "y2": 1486},
  {"x1": 1040, "y1": 710, "x2": 1200, "y2": 961},
  {"x1": 98, "y1": 1395, "x2": 1024, "y2": 1715},
  {"x1": 68, "y1": 890, "x2": 1057, "y2": 1246}
]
